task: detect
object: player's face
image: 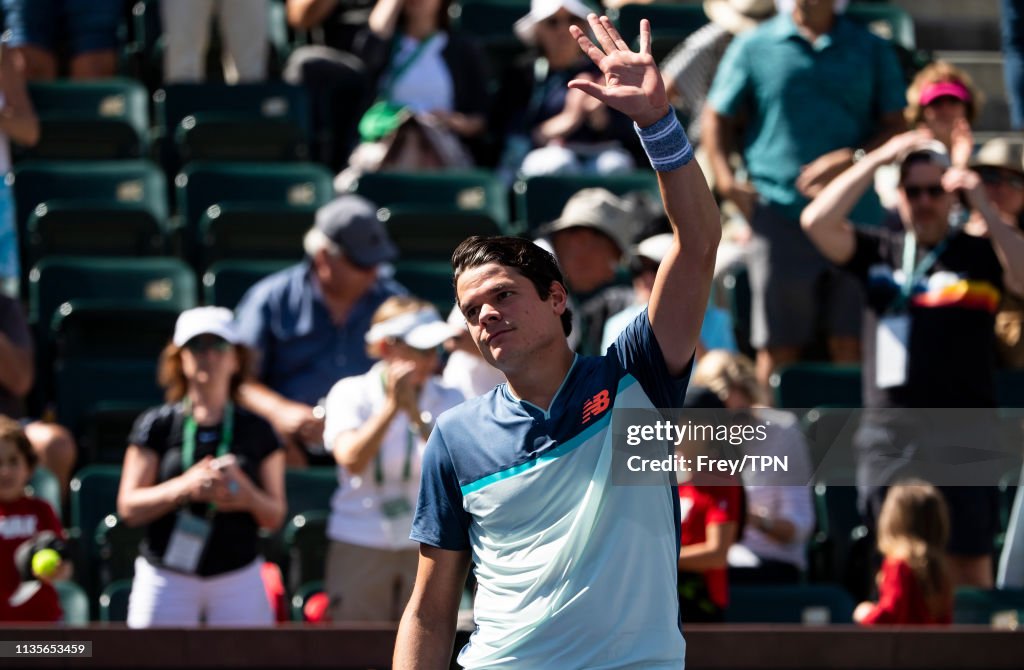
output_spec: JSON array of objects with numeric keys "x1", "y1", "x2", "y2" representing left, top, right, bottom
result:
[
  {"x1": 456, "y1": 262, "x2": 567, "y2": 371},
  {"x1": 0, "y1": 439, "x2": 31, "y2": 501}
]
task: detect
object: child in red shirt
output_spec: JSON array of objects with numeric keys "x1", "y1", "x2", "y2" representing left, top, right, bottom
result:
[
  {"x1": 855, "y1": 480, "x2": 953, "y2": 625},
  {"x1": 0, "y1": 416, "x2": 67, "y2": 622},
  {"x1": 678, "y1": 482, "x2": 742, "y2": 623}
]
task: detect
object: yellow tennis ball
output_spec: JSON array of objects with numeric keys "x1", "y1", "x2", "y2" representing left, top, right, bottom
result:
[{"x1": 31, "y1": 548, "x2": 61, "y2": 579}]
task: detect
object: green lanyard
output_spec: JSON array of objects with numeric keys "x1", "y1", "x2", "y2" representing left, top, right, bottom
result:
[
  {"x1": 375, "y1": 373, "x2": 414, "y2": 486},
  {"x1": 890, "y1": 232, "x2": 951, "y2": 313},
  {"x1": 181, "y1": 399, "x2": 234, "y2": 470}
]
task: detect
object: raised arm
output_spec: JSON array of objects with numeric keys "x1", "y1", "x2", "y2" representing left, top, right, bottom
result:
[
  {"x1": 393, "y1": 545, "x2": 471, "y2": 669},
  {"x1": 569, "y1": 15, "x2": 720, "y2": 376}
]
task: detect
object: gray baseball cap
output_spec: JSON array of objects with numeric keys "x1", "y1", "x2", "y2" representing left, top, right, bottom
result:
[
  {"x1": 537, "y1": 188, "x2": 633, "y2": 257},
  {"x1": 314, "y1": 195, "x2": 399, "y2": 267}
]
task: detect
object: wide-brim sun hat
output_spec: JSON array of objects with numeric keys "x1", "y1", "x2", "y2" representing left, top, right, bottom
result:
[
  {"x1": 514, "y1": 0, "x2": 595, "y2": 45},
  {"x1": 969, "y1": 137, "x2": 1024, "y2": 176},
  {"x1": 536, "y1": 188, "x2": 633, "y2": 257}
]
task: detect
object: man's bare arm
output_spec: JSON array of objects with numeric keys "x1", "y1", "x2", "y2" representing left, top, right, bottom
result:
[{"x1": 394, "y1": 545, "x2": 471, "y2": 669}]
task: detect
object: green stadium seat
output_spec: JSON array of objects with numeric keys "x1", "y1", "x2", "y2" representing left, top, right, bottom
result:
[
  {"x1": 99, "y1": 579, "x2": 132, "y2": 623},
  {"x1": 95, "y1": 515, "x2": 146, "y2": 591},
  {"x1": 68, "y1": 465, "x2": 123, "y2": 615},
  {"x1": 451, "y1": 0, "x2": 528, "y2": 77},
  {"x1": 155, "y1": 83, "x2": 311, "y2": 166},
  {"x1": 392, "y1": 260, "x2": 456, "y2": 316},
  {"x1": 808, "y1": 482, "x2": 873, "y2": 599},
  {"x1": 381, "y1": 207, "x2": 507, "y2": 262},
  {"x1": 26, "y1": 467, "x2": 62, "y2": 521},
  {"x1": 514, "y1": 172, "x2": 659, "y2": 233},
  {"x1": 726, "y1": 584, "x2": 855, "y2": 623},
  {"x1": 54, "y1": 580, "x2": 91, "y2": 625},
  {"x1": 284, "y1": 510, "x2": 329, "y2": 593},
  {"x1": 610, "y1": 4, "x2": 708, "y2": 61},
  {"x1": 202, "y1": 259, "x2": 293, "y2": 309},
  {"x1": 197, "y1": 202, "x2": 314, "y2": 269},
  {"x1": 290, "y1": 579, "x2": 325, "y2": 622},
  {"x1": 770, "y1": 363, "x2": 863, "y2": 410},
  {"x1": 23, "y1": 79, "x2": 150, "y2": 159},
  {"x1": 285, "y1": 467, "x2": 337, "y2": 518},
  {"x1": 953, "y1": 587, "x2": 1024, "y2": 624},
  {"x1": 719, "y1": 264, "x2": 752, "y2": 358},
  {"x1": 800, "y1": 407, "x2": 859, "y2": 483},
  {"x1": 997, "y1": 369, "x2": 1024, "y2": 407},
  {"x1": 176, "y1": 161, "x2": 332, "y2": 265},
  {"x1": 25, "y1": 201, "x2": 166, "y2": 266},
  {"x1": 51, "y1": 301, "x2": 179, "y2": 361},
  {"x1": 846, "y1": 2, "x2": 916, "y2": 51},
  {"x1": 348, "y1": 171, "x2": 509, "y2": 228}
]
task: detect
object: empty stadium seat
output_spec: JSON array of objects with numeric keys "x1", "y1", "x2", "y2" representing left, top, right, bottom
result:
[
  {"x1": 285, "y1": 467, "x2": 337, "y2": 518},
  {"x1": 26, "y1": 467, "x2": 62, "y2": 521},
  {"x1": 770, "y1": 363, "x2": 863, "y2": 410},
  {"x1": 611, "y1": 4, "x2": 708, "y2": 61},
  {"x1": 349, "y1": 171, "x2": 509, "y2": 228},
  {"x1": 155, "y1": 83, "x2": 311, "y2": 167},
  {"x1": 290, "y1": 580, "x2": 325, "y2": 622},
  {"x1": 808, "y1": 482, "x2": 873, "y2": 599},
  {"x1": 726, "y1": 584, "x2": 855, "y2": 624},
  {"x1": 381, "y1": 207, "x2": 506, "y2": 262},
  {"x1": 451, "y1": 0, "x2": 528, "y2": 77},
  {"x1": 197, "y1": 202, "x2": 314, "y2": 269},
  {"x1": 392, "y1": 260, "x2": 456, "y2": 315},
  {"x1": 284, "y1": 510, "x2": 329, "y2": 593},
  {"x1": 54, "y1": 580, "x2": 91, "y2": 625},
  {"x1": 175, "y1": 162, "x2": 332, "y2": 266},
  {"x1": 719, "y1": 264, "x2": 752, "y2": 358},
  {"x1": 99, "y1": 579, "x2": 133, "y2": 623},
  {"x1": 24, "y1": 79, "x2": 150, "y2": 159},
  {"x1": 953, "y1": 587, "x2": 1024, "y2": 624},
  {"x1": 95, "y1": 515, "x2": 146, "y2": 592},
  {"x1": 202, "y1": 259, "x2": 292, "y2": 309},
  {"x1": 801, "y1": 407, "x2": 859, "y2": 483},
  {"x1": 25, "y1": 201, "x2": 166, "y2": 265},
  {"x1": 69, "y1": 465, "x2": 123, "y2": 616},
  {"x1": 514, "y1": 172, "x2": 659, "y2": 233}
]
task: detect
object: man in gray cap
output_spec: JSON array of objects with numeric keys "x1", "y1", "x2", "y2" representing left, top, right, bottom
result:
[{"x1": 235, "y1": 194, "x2": 405, "y2": 466}]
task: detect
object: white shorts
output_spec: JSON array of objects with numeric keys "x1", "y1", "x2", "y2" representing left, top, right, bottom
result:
[{"x1": 126, "y1": 556, "x2": 274, "y2": 628}]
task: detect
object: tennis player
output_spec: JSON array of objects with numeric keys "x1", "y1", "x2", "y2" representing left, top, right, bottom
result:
[{"x1": 393, "y1": 14, "x2": 720, "y2": 669}]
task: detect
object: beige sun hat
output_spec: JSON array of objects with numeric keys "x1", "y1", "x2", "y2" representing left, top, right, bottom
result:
[
  {"x1": 703, "y1": 0, "x2": 775, "y2": 35},
  {"x1": 970, "y1": 138, "x2": 1024, "y2": 176},
  {"x1": 537, "y1": 188, "x2": 634, "y2": 257}
]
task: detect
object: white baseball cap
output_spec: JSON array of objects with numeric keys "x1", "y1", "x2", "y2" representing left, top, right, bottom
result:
[
  {"x1": 173, "y1": 306, "x2": 240, "y2": 347},
  {"x1": 366, "y1": 308, "x2": 462, "y2": 350},
  {"x1": 514, "y1": 0, "x2": 595, "y2": 44}
]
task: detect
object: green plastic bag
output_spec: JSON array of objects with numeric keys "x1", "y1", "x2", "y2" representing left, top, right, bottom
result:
[{"x1": 358, "y1": 100, "x2": 409, "y2": 143}]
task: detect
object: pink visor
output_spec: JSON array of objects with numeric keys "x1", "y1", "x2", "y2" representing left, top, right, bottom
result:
[{"x1": 920, "y1": 80, "x2": 972, "y2": 107}]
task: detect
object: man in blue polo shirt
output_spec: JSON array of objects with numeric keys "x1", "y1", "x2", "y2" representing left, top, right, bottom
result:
[
  {"x1": 393, "y1": 15, "x2": 721, "y2": 669},
  {"x1": 703, "y1": 0, "x2": 907, "y2": 389},
  {"x1": 235, "y1": 195, "x2": 405, "y2": 466}
]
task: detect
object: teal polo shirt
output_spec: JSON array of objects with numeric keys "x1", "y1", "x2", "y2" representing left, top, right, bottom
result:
[{"x1": 707, "y1": 13, "x2": 906, "y2": 223}]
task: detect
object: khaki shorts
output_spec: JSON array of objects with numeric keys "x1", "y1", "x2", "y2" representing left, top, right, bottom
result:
[{"x1": 325, "y1": 540, "x2": 419, "y2": 622}]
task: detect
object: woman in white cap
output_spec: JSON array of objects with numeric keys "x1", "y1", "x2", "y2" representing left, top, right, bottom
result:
[
  {"x1": 492, "y1": 0, "x2": 635, "y2": 181},
  {"x1": 322, "y1": 296, "x2": 464, "y2": 622},
  {"x1": 118, "y1": 307, "x2": 286, "y2": 628}
]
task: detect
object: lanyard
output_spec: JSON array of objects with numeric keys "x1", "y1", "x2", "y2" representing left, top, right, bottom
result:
[
  {"x1": 890, "y1": 231, "x2": 951, "y2": 313},
  {"x1": 181, "y1": 399, "x2": 234, "y2": 470},
  {"x1": 381, "y1": 33, "x2": 438, "y2": 100},
  {"x1": 376, "y1": 372, "x2": 415, "y2": 486}
]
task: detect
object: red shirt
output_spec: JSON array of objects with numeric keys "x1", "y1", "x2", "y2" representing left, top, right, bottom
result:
[
  {"x1": 0, "y1": 496, "x2": 65, "y2": 622},
  {"x1": 679, "y1": 484, "x2": 742, "y2": 608},
  {"x1": 860, "y1": 557, "x2": 952, "y2": 625}
]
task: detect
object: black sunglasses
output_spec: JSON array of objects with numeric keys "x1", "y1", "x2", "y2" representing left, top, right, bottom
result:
[
  {"x1": 184, "y1": 336, "x2": 231, "y2": 353},
  {"x1": 903, "y1": 184, "x2": 945, "y2": 200}
]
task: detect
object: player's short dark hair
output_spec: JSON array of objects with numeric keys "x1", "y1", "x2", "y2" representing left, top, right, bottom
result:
[{"x1": 452, "y1": 236, "x2": 573, "y2": 337}]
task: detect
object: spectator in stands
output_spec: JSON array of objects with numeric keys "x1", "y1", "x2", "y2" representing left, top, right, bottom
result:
[
  {"x1": 703, "y1": 0, "x2": 906, "y2": 389},
  {"x1": 234, "y1": 195, "x2": 405, "y2": 467},
  {"x1": 322, "y1": 297, "x2": 463, "y2": 621},
  {"x1": 0, "y1": 0, "x2": 121, "y2": 79},
  {"x1": 905, "y1": 61, "x2": 982, "y2": 168},
  {"x1": 442, "y1": 306, "x2": 506, "y2": 400},
  {"x1": 966, "y1": 138, "x2": 1024, "y2": 368},
  {"x1": 119, "y1": 307, "x2": 286, "y2": 628},
  {"x1": 0, "y1": 416, "x2": 68, "y2": 622},
  {"x1": 491, "y1": 0, "x2": 636, "y2": 181},
  {"x1": 536, "y1": 188, "x2": 635, "y2": 356},
  {"x1": 160, "y1": 0, "x2": 269, "y2": 83},
  {"x1": 0, "y1": 42, "x2": 40, "y2": 299},
  {"x1": 854, "y1": 480, "x2": 953, "y2": 625},
  {"x1": 660, "y1": 0, "x2": 775, "y2": 147},
  {"x1": 691, "y1": 350, "x2": 815, "y2": 584},
  {"x1": 0, "y1": 294, "x2": 77, "y2": 499},
  {"x1": 801, "y1": 131, "x2": 1024, "y2": 588},
  {"x1": 601, "y1": 233, "x2": 737, "y2": 356},
  {"x1": 335, "y1": 0, "x2": 490, "y2": 186},
  {"x1": 285, "y1": 0, "x2": 373, "y2": 169}
]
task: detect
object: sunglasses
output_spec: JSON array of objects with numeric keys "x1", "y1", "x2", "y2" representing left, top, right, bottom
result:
[
  {"x1": 902, "y1": 184, "x2": 946, "y2": 200},
  {"x1": 978, "y1": 168, "x2": 1024, "y2": 189},
  {"x1": 184, "y1": 336, "x2": 231, "y2": 353}
]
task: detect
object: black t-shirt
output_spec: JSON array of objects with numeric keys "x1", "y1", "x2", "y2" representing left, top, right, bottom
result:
[
  {"x1": 128, "y1": 403, "x2": 281, "y2": 577},
  {"x1": 843, "y1": 228, "x2": 1004, "y2": 409}
]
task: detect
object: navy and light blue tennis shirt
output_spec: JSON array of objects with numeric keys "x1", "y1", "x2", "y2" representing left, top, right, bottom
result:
[{"x1": 411, "y1": 309, "x2": 691, "y2": 669}]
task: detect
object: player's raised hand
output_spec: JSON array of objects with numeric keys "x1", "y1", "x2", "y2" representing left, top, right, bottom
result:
[{"x1": 568, "y1": 15, "x2": 670, "y2": 129}]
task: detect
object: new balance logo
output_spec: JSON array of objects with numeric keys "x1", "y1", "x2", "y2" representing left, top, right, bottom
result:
[{"x1": 581, "y1": 389, "x2": 610, "y2": 424}]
